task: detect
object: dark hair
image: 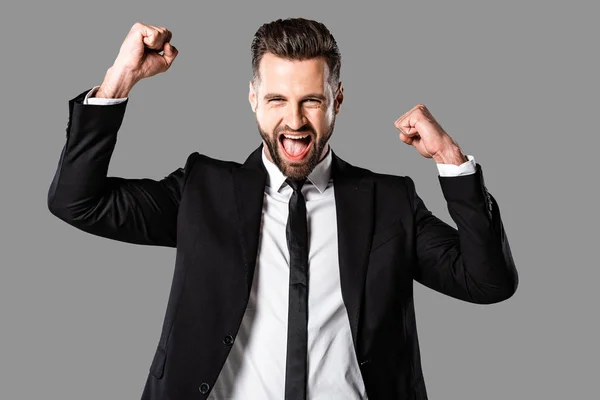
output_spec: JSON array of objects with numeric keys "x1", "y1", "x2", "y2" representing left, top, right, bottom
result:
[{"x1": 251, "y1": 17, "x2": 341, "y2": 89}]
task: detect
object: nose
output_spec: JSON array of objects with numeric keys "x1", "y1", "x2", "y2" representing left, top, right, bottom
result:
[{"x1": 284, "y1": 103, "x2": 307, "y2": 131}]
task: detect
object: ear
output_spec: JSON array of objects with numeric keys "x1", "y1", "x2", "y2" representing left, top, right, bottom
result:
[
  {"x1": 334, "y1": 81, "x2": 344, "y2": 114},
  {"x1": 248, "y1": 80, "x2": 257, "y2": 112}
]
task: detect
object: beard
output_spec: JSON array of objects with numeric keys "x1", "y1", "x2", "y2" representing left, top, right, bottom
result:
[{"x1": 257, "y1": 117, "x2": 336, "y2": 180}]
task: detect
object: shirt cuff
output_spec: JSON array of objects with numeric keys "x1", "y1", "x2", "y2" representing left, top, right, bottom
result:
[
  {"x1": 436, "y1": 155, "x2": 476, "y2": 177},
  {"x1": 83, "y1": 85, "x2": 128, "y2": 105}
]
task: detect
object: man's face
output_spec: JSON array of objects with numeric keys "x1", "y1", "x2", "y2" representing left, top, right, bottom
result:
[{"x1": 249, "y1": 53, "x2": 344, "y2": 180}]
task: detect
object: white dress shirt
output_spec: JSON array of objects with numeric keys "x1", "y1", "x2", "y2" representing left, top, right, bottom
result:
[{"x1": 82, "y1": 86, "x2": 477, "y2": 398}]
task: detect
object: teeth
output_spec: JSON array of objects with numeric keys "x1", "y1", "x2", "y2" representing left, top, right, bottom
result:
[{"x1": 283, "y1": 134, "x2": 309, "y2": 140}]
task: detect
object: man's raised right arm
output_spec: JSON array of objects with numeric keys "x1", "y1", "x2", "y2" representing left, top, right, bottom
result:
[{"x1": 47, "y1": 22, "x2": 188, "y2": 247}]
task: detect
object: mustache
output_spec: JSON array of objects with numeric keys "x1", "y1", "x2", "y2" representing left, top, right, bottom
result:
[{"x1": 275, "y1": 125, "x2": 316, "y2": 136}]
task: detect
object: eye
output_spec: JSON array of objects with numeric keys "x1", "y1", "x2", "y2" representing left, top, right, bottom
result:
[
  {"x1": 268, "y1": 98, "x2": 284, "y2": 102},
  {"x1": 304, "y1": 99, "x2": 321, "y2": 104}
]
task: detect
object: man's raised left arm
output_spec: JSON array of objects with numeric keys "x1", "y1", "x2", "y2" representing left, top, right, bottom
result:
[{"x1": 395, "y1": 105, "x2": 518, "y2": 304}]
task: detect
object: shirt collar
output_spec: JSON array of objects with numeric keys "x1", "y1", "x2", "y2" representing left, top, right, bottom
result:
[{"x1": 261, "y1": 145, "x2": 332, "y2": 194}]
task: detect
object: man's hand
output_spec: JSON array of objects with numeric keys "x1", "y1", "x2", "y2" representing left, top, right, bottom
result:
[
  {"x1": 95, "y1": 22, "x2": 179, "y2": 99},
  {"x1": 394, "y1": 104, "x2": 468, "y2": 165}
]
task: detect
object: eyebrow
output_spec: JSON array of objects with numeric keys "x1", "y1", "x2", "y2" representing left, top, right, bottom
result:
[{"x1": 263, "y1": 93, "x2": 327, "y2": 101}]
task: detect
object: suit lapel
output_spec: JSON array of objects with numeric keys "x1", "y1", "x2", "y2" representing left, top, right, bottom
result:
[
  {"x1": 331, "y1": 151, "x2": 375, "y2": 351},
  {"x1": 232, "y1": 145, "x2": 267, "y2": 295}
]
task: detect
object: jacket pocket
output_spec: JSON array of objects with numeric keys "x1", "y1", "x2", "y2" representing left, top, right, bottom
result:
[
  {"x1": 370, "y1": 218, "x2": 406, "y2": 252},
  {"x1": 150, "y1": 347, "x2": 166, "y2": 379}
]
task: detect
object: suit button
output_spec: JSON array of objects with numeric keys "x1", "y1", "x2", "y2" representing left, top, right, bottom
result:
[
  {"x1": 199, "y1": 382, "x2": 210, "y2": 394},
  {"x1": 223, "y1": 335, "x2": 234, "y2": 346}
]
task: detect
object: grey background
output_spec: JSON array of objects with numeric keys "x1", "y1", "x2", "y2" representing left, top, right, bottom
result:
[{"x1": 1, "y1": 0, "x2": 597, "y2": 398}]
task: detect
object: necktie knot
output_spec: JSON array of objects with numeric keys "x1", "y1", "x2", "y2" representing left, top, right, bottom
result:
[{"x1": 286, "y1": 178, "x2": 307, "y2": 193}]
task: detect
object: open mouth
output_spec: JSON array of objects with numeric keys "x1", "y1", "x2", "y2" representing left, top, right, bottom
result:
[{"x1": 278, "y1": 132, "x2": 313, "y2": 161}]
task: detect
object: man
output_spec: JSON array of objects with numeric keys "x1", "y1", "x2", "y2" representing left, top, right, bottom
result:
[{"x1": 48, "y1": 18, "x2": 518, "y2": 400}]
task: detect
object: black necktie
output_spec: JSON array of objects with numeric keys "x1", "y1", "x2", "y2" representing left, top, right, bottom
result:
[{"x1": 284, "y1": 178, "x2": 309, "y2": 400}]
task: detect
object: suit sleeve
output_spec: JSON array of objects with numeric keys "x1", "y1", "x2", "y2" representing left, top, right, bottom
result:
[
  {"x1": 47, "y1": 89, "x2": 197, "y2": 248},
  {"x1": 407, "y1": 164, "x2": 518, "y2": 304}
]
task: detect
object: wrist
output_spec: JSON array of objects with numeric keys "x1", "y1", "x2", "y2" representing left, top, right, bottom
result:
[
  {"x1": 95, "y1": 66, "x2": 138, "y2": 98},
  {"x1": 432, "y1": 143, "x2": 468, "y2": 165}
]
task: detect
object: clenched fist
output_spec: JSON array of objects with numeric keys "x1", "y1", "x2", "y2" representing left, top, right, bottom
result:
[
  {"x1": 394, "y1": 104, "x2": 468, "y2": 165},
  {"x1": 96, "y1": 22, "x2": 179, "y2": 99}
]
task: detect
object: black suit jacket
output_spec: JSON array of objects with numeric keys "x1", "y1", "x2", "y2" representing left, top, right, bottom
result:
[{"x1": 48, "y1": 90, "x2": 518, "y2": 400}]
